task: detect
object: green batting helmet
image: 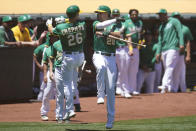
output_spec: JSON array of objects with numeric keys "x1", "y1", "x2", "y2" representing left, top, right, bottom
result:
[
  {"x1": 66, "y1": 5, "x2": 80, "y2": 18},
  {"x1": 95, "y1": 5, "x2": 111, "y2": 16},
  {"x1": 112, "y1": 9, "x2": 120, "y2": 15},
  {"x1": 157, "y1": 9, "x2": 167, "y2": 14},
  {"x1": 18, "y1": 15, "x2": 28, "y2": 22},
  {"x1": 2, "y1": 16, "x2": 12, "y2": 23},
  {"x1": 171, "y1": 12, "x2": 181, "y2": 17}
]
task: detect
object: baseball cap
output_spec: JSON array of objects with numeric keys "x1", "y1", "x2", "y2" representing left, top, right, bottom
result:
[
  {"x1": 171, "y1": 12, "x2": 181, "y2": 17},
  {"x1": 18, "y1": 15, "x2": 28, "y2": 22},
  {"x1": 157, "y1": 9, "x2": 167, "y2": 14},
  {"x1": 2, "y1": 16, "x2": 12, "y2": 22},
  {"x1": 95, "y1": 5, "x2": 111, "y2": 15},
  {"x1": 112, "y1": 9, "x2": 120, "y2": 15},
  {"x1": 66, "y1": 5, "x2": 80, "y2": 18},
  {"x1": 24, "y1": 14, "x2": 32, "y2": 21}
]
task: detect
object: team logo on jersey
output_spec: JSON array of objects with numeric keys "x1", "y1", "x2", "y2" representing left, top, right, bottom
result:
[{"x1": 165, "y1": 23, "x2": 172, "y2": 30}]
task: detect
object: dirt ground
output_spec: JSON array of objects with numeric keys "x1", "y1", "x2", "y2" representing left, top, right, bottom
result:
[{"x1": 0, "y1": 92, "x2": 196, "y2": 123}]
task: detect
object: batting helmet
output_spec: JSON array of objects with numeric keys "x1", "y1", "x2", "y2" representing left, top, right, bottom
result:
[
  {"x1": 171, "y1": 12, "x2": 181, "y2": 17},
  {"x1": 95, "y1": 5, "x2": 111, "y2": 16},
  {"x1": 66, "y1": 5, "x2": 80, "y2": 18},
  {"x1": 112, "y1": 9, "x2": 120, "y2": 15}
]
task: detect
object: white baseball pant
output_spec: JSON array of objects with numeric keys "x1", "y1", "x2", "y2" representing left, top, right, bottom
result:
[
  {"x1": 55, "y1": 52, "x2": 84, "y2": 119},
  {"x1": 128, "y1": 48, "x2": 139, "y2": 93},
  {"x1": 137, "y1": 69, "x2": 155, "y2": 93},
  {"x1": 173, "y1": 55, "x2": 187, "y2": 92},
  {"x1": 40, "y1": 71, "x2": 57, "y2": 117},
  {"x1": 72, "y1": 67, "x2": 81, "y2": 104},
  {"x1": 115, "y1": 46, "x2": 127, "y2": 94},
  {"x1": 154, "y1": 62, "x2": 162, "y2": 93},
  {"x1": 93, "y1": 52, "x2": 117, "y2": 124},
  {"x1": 37, "y1": 71, "x2": 47, "y2": 101},
  {"x1": 161, "y1": 49, "x2": 180, "y2": 92}
]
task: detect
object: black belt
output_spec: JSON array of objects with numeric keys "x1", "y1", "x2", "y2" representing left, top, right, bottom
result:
[
  {"x1": 64, "y1": 51, "x2": 83, "y2": 54},
  {"x1": 95, "y1": 51, "x2": 115, "y2": 56}
]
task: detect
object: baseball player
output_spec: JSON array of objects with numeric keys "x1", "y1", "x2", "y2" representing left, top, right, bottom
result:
[
  {"x1": 40, "y1": 33, "x2": 59, "y2": 121},
  {"x1": 34, "y1": 40, "x2": 49, "y2": 101},
  {"x1": 137, "y1": 30, "x2": 156, "y2": 93},
  {"x1": 111, "y1": 9, "x2": 132, "y2": 98},
  {"x1": 125, "y1": 9, "x2": 143, "y2": 95},
  {"x1": 93, "y1": 5, "x2": 126, "y2": 129},
  {"x1": 171, "y1": 12, "x2": 194, "y2": 92},
  {"x1": 46, "y1": 5, "x2": 85, "y2": 123},
  {"x1": 156, "y1": 9, "x2": 184, "y2": 93}
]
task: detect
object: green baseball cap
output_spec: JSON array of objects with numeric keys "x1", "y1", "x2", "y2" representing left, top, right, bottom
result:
[
  {"x1": 157, "y1": 9, "x2": 167, "y2": 14},
  {"x1": 24, "y1": 14, "x2": 32, "y2": 21},
  {"x1": 171, "y1": 12, "x2": 181, "y2": 17},
  {"x1": 95, "y1": 5, "x2": 111, "y2": 15},
  {"x1": 2, "y1": 16, "x2": 12, "y2": 22},
  {"x1": 18, "y1": 15, "x2": 28, "y2": 22},
  {"x1": 112, "y1": 9, "x2": 120, "y2": 15},
  {"x1": 66, "y1": 5, "x2": 80, "y2": 18}
]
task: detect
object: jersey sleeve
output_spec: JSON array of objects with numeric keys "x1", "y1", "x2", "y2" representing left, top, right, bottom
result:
[
  {"x1": 184, "y1": 26, "x2": 194, "y2": 41},
  {"x1": 42, "y1": 49, "x2": 48, "y2": 64},
  {"x1": 173, "y1": 19, "x2": 184, "y2": 46},
  {"x1": 93, "y1": 21, "x2": 100, "y2": 33},
  {"x1": 0, "y1": 30, "x2": 5, "y2": 45}
]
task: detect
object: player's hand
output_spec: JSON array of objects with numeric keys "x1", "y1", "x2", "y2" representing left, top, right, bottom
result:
[
  {"x1": 116, "y1": 17, "x2": 125, "y2": 23},
  {"x1": 49, "y1": 72, "x2": 54, "y2": 81},
  {"x1": 128, "y1": 50, "x2": 134, "y2": 56},
  {"x1": 179, "y1": 46, "x2": 185, "y2": 54},
  {"x1": 40, "y1": 31, "x2": 48, "y2": 39},
  {"x1": 185, "y1": 56, "x2": 191, "y2": 64},
  {"x1": 33, "y1": 26, "x2": 38, "y2": 36},
  {"x1": 43, "y1": 75, "x2": 47, "y2": 83},
  {"x1": 156, "y1": 54, "x2": 161, "y2": 63},
  {"x1": 16, "y1": 42, "x2": 22, "y2": 47},
  {"x1": 102, "y1": 31, "x2": 110, "y2": 37},
  {"x1": 46, "y1": 18, "x2": 53, "y2": 27},
  {"x1": 55, "y1": 17, "x2": 65, "y2": 24}
]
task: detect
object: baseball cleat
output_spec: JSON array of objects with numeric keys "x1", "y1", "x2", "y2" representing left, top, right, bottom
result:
[
  {"x1": 106, "y1": 122, "x2": 113, "y2": 129},
  {"x1": 57, "y1": 118, "x2": 63, "y2": 124},
  {"x1": 63, "y1": 111, "x2": 76, "y2": 120},
  {"x1": 115, "y1": 88, "x2": 122, "y2": 95},
  {"x1": 74, "y1": 104, "x2": 81, "y2": 112},
  {"x1": 132, "y1": 91, "x2": 140, "y2": 96},
  {"x1": 97, "y1": 97, "x2": 104, "y2": 104},
  {"x1": 124, "y1": 93, "x2": 132, "y2": 98},
  {"x1": 41, "y1": 115, "x2": 48, "y2": 121}
]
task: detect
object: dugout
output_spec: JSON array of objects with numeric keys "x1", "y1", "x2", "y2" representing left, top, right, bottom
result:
[{"x1": 1, "y1": 0, "x2": 196, "y2": 100}]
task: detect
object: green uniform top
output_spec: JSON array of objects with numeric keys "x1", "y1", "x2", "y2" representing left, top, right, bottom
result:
[
  {"x1": 125, "y1": 19, "x2": 143, "y2": 47},
  {"x1": 42, "y1": 46, "x2": 52, "y2": 66},
  {"x1": 0, "y1": 28, "x2": 5, "y2": 45},
  {"x1": 33, "y1": 43, "x2": 49, "y2": 58},
  {"x1": 139, "y1": 42, "x2": 157, "y2": 71},
  {"x1": 53, "y1": 21, "x2": 86, "y2": 52},
  {"x1": 45, "y1": 32, "x2": 50, "y2": 46},
  {"x1": 157, "y1": 17, "x2": 184, "y2": 54},
  {"x1": 93, "y1": 21, "x2": 118, "y2": 53},
  {"x1": 122, "y1": 14, "x2": 130, "y2": 20},
  {"x1": 50, "y1": 40, "x2": 63, "y2": 68},
  {"x1": 152, "y1": 42, "x2": 160, "y2": 64},
  {"x1": 182, "y1": 24, "x2": 193, "y2": 45},
  {"x1": 111, "y1": 22, "x2": 126, "y2": 46}
]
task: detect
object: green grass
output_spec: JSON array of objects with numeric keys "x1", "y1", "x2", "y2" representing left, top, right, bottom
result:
[{"x1": 1, "y1": 115, "x2": 196, "y2": 131}]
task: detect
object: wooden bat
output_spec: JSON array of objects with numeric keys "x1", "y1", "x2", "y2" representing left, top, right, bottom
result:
[{"x1": 96, "y1": 32, "x2": 146, "y2": 47}]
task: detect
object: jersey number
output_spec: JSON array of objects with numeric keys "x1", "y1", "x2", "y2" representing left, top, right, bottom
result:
[
  {"x1": 106, "y1": 38, "x2": 115, "y2": 45},
  {"x1": 68, "y1": 33, "x2": 83, "y2": 46}
]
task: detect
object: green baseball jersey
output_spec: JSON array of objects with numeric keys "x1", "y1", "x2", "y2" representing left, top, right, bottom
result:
[
  {"x1": 151, "y1": 42, "x2": 159, "y2": 64},
  {"x1": 50, "y1": 40, "x2": 63, "y2": 68},
  {"x1": 111, "y1": 22, "x2": 126, "y2": 46},
  {"x1": 157, "y1": 17, "x2": 184, "y2": 54},
  {"x1": 53, "y1": 21, "x2": 86, "y2": 52},
  {"x1": 122, "y1": 14, "x2": 130, "y2": 20},
  {"x1": 182, "y1": 24, "x2": 193, "y2": 45},
  {"x1": 33, "y1": 43, "x2": 49, "y2": 58},
  {"x1": 93, "y1": 21, "x2": 118, "y2": 53},
  {"x1": 0, "y1": 28, "x2": 5, "y2": 45},
  {"x1": 139, "y1": 42, "x2": 156, "y2": 71},
  {"x1": 42, "y1": 46, "x2": 52, "y2": 65},
  {"x1": 125, "y1": 19, "x2": 143, "y2": 47}
]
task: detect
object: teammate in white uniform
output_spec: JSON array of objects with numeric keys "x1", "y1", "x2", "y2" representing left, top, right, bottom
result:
[
  {"x1": 171, "y1": 12, "x2": 194, "y2": 92},
  {"x1": 156, "y1": 9, "x2": 184, "y2": 93},
  {"x1": 47, "y1": 5, "x2": 85, "y2": 123}
]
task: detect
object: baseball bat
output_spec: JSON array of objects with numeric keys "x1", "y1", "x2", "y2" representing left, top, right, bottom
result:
[{"x1": 96, "y1": 32, "x2": 146, "y2": 47}]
